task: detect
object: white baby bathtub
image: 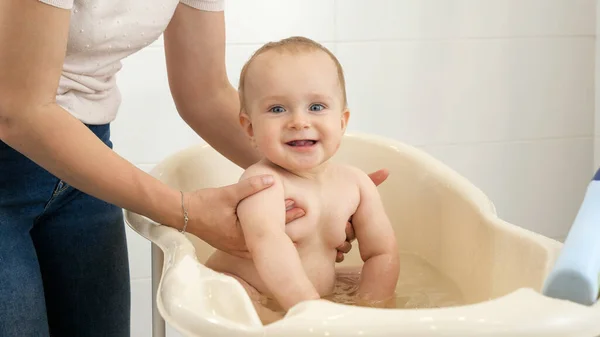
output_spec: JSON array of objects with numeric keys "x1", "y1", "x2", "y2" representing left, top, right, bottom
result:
[{"x1": 124, "y1": 133, "x2": 600, "y2": 337}]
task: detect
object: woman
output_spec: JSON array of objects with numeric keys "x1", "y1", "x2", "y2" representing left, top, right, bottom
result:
[{"x1": 0, "y1": 0, "x2": 387, "y2": 336}]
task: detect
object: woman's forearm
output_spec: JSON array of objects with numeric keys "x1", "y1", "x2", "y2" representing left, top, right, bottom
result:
[
  {"x1": 163, "y1": 6, "x2": 262, "y2": 170},
  {"x1": 0, "y1": 0, "x2": 182, "y2": 230},
  {"x1": 1, "y1": 103, "x2": 181, "y2": 229}
]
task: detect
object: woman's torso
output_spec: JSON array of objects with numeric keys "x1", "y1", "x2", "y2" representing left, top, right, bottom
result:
[{"x1": 42, "y1": 0, "x2": 221, "y2": 124}]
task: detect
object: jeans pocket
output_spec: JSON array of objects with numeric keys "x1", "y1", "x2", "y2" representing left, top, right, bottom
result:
[
  {"x1": 53, "y1": 180, "x2": 70, "y2": 197},
  {"x1": 39, "y1": 179, "x2": 71, "y2": 215}
]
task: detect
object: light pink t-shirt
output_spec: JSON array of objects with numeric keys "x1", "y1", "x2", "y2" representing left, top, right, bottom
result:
[{"x1": 39, "y1": 0, "x2": 224, "y2": 124}]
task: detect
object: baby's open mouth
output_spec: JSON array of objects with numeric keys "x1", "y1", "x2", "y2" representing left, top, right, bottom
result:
[{"x1": 286, "y1": 140, "x2": 317, "y2": 147}]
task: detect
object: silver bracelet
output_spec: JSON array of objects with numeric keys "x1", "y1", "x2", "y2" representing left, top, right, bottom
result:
[{"x1": 180, "y1": 191, "x2": 189, "y2": 234}]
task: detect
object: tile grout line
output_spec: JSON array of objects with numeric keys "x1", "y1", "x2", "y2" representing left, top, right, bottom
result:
[
  {"x1": 332, "y1": 0, "x2": 337, "y2": 49},
  {"x1": 145, "y1": 35, "x2": 594, "y2": 50},
  {"x1": 415, "y1": 135, "x2": 594, "y2": 148},
  {"x1": 127, "y1": 136, "x2": 595, "y2": 167},
  {"x1": 217, "y1": 35, "x2": 595, "y2": 47}
]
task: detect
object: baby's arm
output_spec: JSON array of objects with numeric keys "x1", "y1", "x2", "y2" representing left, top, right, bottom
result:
[
  {"x1": 236, "y1": 165, "x2": 320, "y2": 310},
  {"x1": 351, "y1": 169, "x2": 400, "y2": 303}
]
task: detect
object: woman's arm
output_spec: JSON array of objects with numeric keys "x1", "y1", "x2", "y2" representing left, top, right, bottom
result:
[
  {"x1": 0, "y1": 0, "x2": 274, "y2": 253},
  {"x1": 0, "y1": 0, "x2": 183, "y2": 228},
  {"x1": 164, "y1": 5, "x2": 261, "y2": 169}
]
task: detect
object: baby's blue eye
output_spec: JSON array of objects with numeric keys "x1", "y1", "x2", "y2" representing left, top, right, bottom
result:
[
  {"x1": 310, "y1": 104, "x2": 325, "y2": 112},
  {"x1": 269, "y1": 106, "x2": 285, "y2": 113}
]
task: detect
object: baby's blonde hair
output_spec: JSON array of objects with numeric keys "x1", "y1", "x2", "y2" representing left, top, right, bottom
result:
[{"x1": 238, "y1": 36, "x2": 347, "y2": 114}]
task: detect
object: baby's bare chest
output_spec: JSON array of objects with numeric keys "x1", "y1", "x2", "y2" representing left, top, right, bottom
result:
[{"x1": 283, "y1": 179, "x2": 360, "y2": 249}]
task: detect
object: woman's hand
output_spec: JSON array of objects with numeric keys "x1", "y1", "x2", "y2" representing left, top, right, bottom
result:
[
  {"x1": 284, "y1": 169, "x2": 390, "y2": 262},
  {"x1": 185, "y1": 174, "x2": 275, "y2": 259},
  {"x1": 185, "y1": 168, "x2": 388, "y2": 260}
]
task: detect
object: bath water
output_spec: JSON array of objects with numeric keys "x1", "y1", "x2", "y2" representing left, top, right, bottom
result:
[{"x1": 264, "y1": 252, "x2": 464, "y2": 313}]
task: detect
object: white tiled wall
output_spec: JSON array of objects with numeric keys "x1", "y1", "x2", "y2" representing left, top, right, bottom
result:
[
  {"x1": 594, "y1": 136, "x2": 600, "y2": 170},
  {"x1": 596, "y1": 0, "x2": 600, "y2": 170},
  {"x1": 110, "y1": 1, "x2": 596, "y2": 335}
]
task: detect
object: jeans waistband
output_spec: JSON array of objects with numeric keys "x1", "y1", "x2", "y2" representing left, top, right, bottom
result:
[{"x1": 0, "y1": 123, "x2": 111, "y2": 152}]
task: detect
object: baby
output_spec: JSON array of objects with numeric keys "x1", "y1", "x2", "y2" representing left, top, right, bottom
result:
[{"x1": 205, "y1": 36, "x2": 400, "y2": 324}]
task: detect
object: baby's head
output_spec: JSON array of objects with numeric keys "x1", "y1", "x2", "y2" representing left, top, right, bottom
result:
[{"x1": 238, "y1": 36, "x2": 350, "y2": 173}]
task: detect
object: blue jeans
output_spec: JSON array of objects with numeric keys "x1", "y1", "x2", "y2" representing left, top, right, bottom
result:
[{"x1": 0, "y1": 124, "x2": 130, "y2": 336}]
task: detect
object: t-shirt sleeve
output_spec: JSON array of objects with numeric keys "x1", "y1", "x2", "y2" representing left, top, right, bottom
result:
[
  {"x1": 38, "y1": 0, "x2": 74, "y2": 9},
  {"x1": 179, "y1": 0, "x2": 224, "y2": 11}
]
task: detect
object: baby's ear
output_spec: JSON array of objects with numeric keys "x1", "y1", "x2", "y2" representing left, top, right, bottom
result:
[
  {"x1": 239, "y1": 110, "x2": 254, "y2": 138},
  {"x1": 340, "y1": 108, "x2": 350, "y2": 131}
]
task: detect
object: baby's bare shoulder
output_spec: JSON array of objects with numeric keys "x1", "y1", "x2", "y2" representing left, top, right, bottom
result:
[
  {"x1": 240, "y1": 160, "x2": 283, "y2": 181},
  {"x1": 332, "y1": 163, "x2": 371, "y2": 184}
]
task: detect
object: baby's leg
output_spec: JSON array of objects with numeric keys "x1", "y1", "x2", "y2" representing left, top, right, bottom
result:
[{"x1": 223, "y1": 273, "x2": 284, "y2": 325}]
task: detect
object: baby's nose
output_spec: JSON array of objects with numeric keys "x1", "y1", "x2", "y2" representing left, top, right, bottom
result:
[{"x1": 288, "y1": 113, "x2": 311, "y2": 129}]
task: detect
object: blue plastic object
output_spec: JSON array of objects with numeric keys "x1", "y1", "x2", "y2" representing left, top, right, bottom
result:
[{"x1": 542, "y1": 167, "x2": 600, "y2": 305}]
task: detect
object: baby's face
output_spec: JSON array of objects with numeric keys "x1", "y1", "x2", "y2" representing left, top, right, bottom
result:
[{"x1": 241, "y1": 49, "x2": 349, "y2": 172}]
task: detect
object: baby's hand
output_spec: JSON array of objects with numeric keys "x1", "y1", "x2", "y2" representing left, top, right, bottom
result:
[{"x1": 355, "y1": 294, "x2": 396, "y2": 309}]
